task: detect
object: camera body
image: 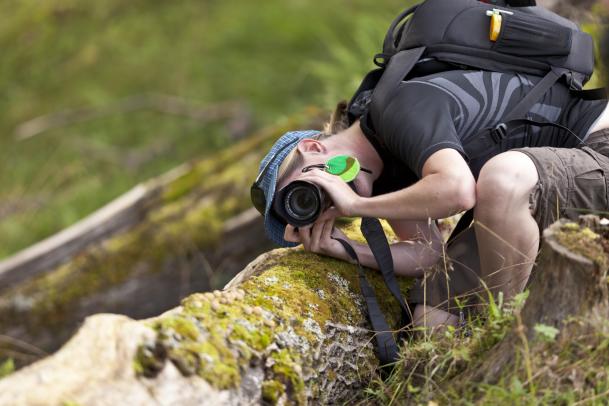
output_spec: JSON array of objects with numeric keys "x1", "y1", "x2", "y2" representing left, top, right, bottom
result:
[{"x1": 273, "y1": 180, "x2": 331, "y2": 227}]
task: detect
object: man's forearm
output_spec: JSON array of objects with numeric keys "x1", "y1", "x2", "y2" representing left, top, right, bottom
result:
[
  {"x1": 343, "y1": 238, "x2": 443, "y2": 277},
  {"x1": 353, "y1": 173, "x2": 476, "y2": 221}
]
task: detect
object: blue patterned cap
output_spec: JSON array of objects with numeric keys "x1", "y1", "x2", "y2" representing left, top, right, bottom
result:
[{"x1": 256, "y1": 130, "x2": 321, "y2": 247}]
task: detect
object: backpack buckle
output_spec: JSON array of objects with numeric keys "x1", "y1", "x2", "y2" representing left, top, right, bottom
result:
[
  {"x1": 373, "y1": 53, "x2": 391, "y2": 68},
  {"x1": 490, "y1": 123, "x2": 508, "y2": 143}
]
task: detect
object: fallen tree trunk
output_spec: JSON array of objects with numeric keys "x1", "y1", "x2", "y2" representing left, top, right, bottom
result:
[
  {"x1": 0, "y1": 219, "x2": 411, "y2": 405},
  {"x1": 4, "y1": 217, "x2": 606, "y2": 404}
]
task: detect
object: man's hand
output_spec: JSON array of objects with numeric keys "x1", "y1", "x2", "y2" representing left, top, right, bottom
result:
[
  {"x1": 283, "y1": 208, "x2": 353, "y2": 262},
  {"x1": 297, "y1": 169, "x2": 362, "y2": 217}
]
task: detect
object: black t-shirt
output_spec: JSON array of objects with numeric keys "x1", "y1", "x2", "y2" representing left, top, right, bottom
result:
[{"x1": 354, "y1": 70, "x2": 608, "y2": 196}]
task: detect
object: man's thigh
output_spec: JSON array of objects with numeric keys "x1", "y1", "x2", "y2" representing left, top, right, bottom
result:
[{"x1": 513, "y1": 141, "x2": 609, "y2": 232}]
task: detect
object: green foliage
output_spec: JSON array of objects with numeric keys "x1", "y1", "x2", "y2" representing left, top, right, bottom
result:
[
  {"x1": 0, "y1": 0, "x2": 409, "y2": 258},
  {"x1": 358, "y1": 291, "x2": 528, "y2": 405},
  {"x1": 533, "y1": 324, "x2": 559, "y2": 343}
]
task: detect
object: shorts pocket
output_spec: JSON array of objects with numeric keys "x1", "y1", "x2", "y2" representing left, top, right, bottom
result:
[{"x1": 567, "y1": 149, "x2": 608, "y2": 217}]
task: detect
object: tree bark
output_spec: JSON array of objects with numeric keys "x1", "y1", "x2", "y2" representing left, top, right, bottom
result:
[{"x1": 464, "y1": 218, "x2": 609, "y2": 384}]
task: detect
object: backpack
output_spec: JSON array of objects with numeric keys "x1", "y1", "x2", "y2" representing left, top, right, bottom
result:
[
  {"x1": 348, "y1": 0, "x2": 605, "y2": 176},
  {"x1": 341, "y1": 0, "x2": 606, "y2": 372}
]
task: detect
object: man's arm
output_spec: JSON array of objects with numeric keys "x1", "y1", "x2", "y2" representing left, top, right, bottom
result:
[
  {"x1": 344, "y1": 218, "x2": 443, "y2": 277},
  {"x1": 353, "y1": 148, "x2": 476, "y2": 221},
  {"x1": 297, "y1": 148, "x2": 476, "y2": 222},
  {"x1": 286, "y1": 215, "x2": 444, "y2": 277}
]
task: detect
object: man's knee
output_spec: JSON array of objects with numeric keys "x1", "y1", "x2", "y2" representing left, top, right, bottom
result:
[{"x1": 476, "y1": 151, "x2": 539, "y2": 214}]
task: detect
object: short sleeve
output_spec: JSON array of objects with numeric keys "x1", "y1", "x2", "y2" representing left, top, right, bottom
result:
[{"x1": 378, "y1": 82, "x2": 467, "y2": 178}]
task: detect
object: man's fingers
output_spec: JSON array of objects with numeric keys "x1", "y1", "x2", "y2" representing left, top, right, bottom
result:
[
  {"x1": 310, "y1": 220, "x2": 325, "y2": 252},
  {"x1": 300, "y1": 225, "x2": 312, "y2": 251},
  {"x1": 321, "y1": 217, "x2": 335, "y2": 243},
  {"x1": 299, "y1": 171, "x2": 335, "y2": 189},
  {"x1": 319, "y1": 206, "x2": 340, "y2": 222},
  {"x1": 284, "y1": 225, "x2": 301, "y2": 243}
]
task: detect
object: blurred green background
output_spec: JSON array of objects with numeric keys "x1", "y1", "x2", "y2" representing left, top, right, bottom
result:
[
  {"x1": 0, "y1": 0, "x2": 604, "y2": 259},
  {"x1": 0, "y1": 0, "x2": 410, "y2": 259}
]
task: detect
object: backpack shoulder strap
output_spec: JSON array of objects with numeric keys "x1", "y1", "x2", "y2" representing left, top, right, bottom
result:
[
  {"x1": 463, "y1": 69, "x2": 578, "y2": 165},
  {"x1": 370, "y1": 47, "x2": 426, "y2": 130}
]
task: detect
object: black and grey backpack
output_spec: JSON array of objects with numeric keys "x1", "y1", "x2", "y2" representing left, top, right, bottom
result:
[
  {"x1": 348, "y1": 0, "x2": 605, "y2": 175},
  {"x1": 340, "y1": 0, "x2": 606, "y2": 373}
]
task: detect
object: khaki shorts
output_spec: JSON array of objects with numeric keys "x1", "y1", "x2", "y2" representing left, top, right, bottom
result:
[{"x1": 408, "y1": 129, "x2": 609, "y2": 316}]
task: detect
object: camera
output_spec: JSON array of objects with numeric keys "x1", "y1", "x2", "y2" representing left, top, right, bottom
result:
[{"x1": 273, "y1": 180, "x2": 331, "y2": 227}]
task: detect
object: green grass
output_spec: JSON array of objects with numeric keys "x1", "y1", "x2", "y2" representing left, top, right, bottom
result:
[{"x1": 0, "y1": 0, "x2": 408, "y2": 258}]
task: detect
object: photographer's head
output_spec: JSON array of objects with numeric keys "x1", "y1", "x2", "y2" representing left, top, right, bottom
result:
[
  {"x1": 251, "y1": 102, "x2": 381, "y2": 247},
  {"x1": 251, "y1": 130, "x2": 326, "y2": 247},
  {"x1": 252, "y1": 125, "x2": 379, "y2": 247}
]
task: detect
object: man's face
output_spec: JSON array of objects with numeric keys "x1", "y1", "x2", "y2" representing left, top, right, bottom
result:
[
  {"x1": 276, "y1": 139, "x2": 332, "y2": 192},
  {"x1": 276, "y1": 143, "x2": 373, "y2": 201}
]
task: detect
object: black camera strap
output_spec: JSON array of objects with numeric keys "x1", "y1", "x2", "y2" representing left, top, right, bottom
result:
[{"x1": 332, "y1": 216, "x2": 413, "y2": 374}]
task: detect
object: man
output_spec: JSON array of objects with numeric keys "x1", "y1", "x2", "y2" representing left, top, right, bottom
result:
[{"x1": 252, "y1": 69, "x2": 609, "y2": 329}]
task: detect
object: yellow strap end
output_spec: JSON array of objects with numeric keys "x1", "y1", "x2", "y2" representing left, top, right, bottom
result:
[{"x1": 490, "y1": 13, "x2": 502, "y2": 42}]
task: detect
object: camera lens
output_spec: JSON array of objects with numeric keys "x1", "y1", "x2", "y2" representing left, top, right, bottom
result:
[
  {"x1": 285, "y1": 184, "x2": 320, "y2": 221},
  {"x1": 273, "y1": 180, "x2": 329, "y2": 227}
]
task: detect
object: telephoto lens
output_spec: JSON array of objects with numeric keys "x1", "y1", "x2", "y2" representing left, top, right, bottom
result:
[{"x1": 273, "y1": 180, "x2": 331, "y2": 227}]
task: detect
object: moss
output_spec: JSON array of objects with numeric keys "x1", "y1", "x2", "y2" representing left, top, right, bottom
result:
[
  {"x1": 134, "y1": 343, "x2": 166, "y2": 378},
  {"x1": 0, "y1": 358, "x2": 14, "y2": 379},
  {"x1": 156, "y1": 317, "x2": 200, "y2": 341},
  {"x1": 131, "y1": 216, "x2": 414, "y2": 403},
  {"x1": 261, "y1": 379, "x2": 285, "y2": 404},
  {"x1": 270, "y1": 349, "x2": 305, "y2": 404},
  {"x1": 555, "y1": 222, "x2": 609, "y2": 268}
]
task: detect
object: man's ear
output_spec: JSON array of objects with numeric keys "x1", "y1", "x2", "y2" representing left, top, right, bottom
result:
[{"x1": 297, "y1": 138, "x2": 326, "y2": 154}]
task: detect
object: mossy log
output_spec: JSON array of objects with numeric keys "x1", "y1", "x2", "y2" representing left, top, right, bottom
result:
[
  {"x1": 0, "y1": 219, "x2": 413, "y2": 405},
  {"x1": 0, "y1": 109, "x2": 325, "y2": 366},
  {"x1": 464, "y1": 217, "x2": 609, "y2": 384}
]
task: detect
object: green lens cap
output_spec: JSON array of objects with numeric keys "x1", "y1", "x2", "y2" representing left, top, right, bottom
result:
[{"x1": 326, "y1": 155, "x2": 361, "y2": 182}]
